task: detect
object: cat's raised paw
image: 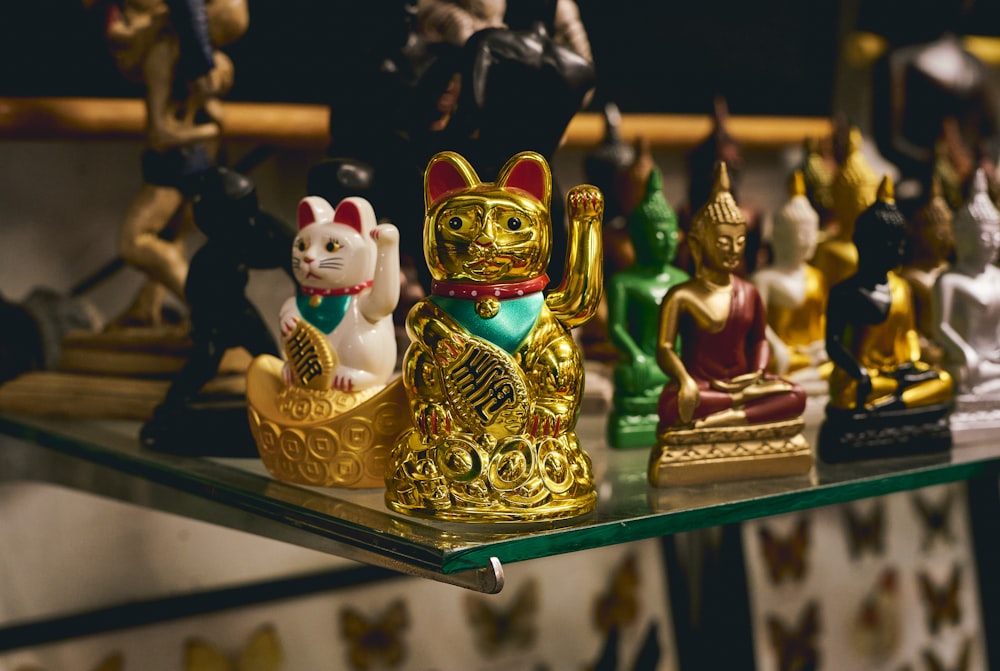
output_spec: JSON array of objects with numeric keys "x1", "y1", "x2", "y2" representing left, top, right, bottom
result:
[
  {"x1": 567, "y1": 185, "x2": 604, "y2": 221},
  {"x1": 371, "y1": 223, "x2": 400, "y2": 246}
]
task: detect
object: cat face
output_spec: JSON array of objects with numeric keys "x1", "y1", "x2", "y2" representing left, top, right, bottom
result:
[
  {"x1": 423, "y1": 152, "x2": 552, "y2": 283},
  {"x1": 292, "y1": 196, "x2": 377, "y2": 290}
]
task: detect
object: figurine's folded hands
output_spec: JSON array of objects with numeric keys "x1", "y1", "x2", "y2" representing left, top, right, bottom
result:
[{"x1": 710, "y1": 371, "x2": 763, "y2": 393}]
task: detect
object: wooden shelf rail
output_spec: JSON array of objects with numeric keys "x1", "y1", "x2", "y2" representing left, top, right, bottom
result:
[{"x1": 0, "y1": 97, "x2": 833, "y2": 149}]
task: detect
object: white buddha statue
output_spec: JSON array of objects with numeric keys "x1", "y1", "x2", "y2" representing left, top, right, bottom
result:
[
  {"x1": 752, "y1": 171, "x2": 829, "y2": 389},
  {"x1": 934, "y1": 168, "x2": 1000, "y2": 399}
]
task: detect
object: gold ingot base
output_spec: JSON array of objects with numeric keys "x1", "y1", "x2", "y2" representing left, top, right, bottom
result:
[
  {"x1": 649, "y1": 418, "x2": 813, "y2": 486},
  {"x1": 247, "y1": 354, "x2": 410, "y2": 488},
  {"x1": 384, "y1": 430, "x2": 597, "y2": 522}
]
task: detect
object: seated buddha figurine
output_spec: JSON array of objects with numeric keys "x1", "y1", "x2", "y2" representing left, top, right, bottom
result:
[
  {"x1": 821, "y1": 176, "x2": 954, "y2": 461},
  {"x1": 899, "y1": 176, "x2": 954, "y2": 365},
  {"x1": 751, "y1": 171, "x2": 829, "y2": 390},
  {"x1": 606, "y1": 166, "x2": 689, "y2": 448},
  {"x1": 811, "y1": 127, "x2": 880, "y2": 290},
  {"x1": 649, "y1": 162, "x2": 811, "y2": 487},
  {"x1": 934, "y1": 168, "x2": 1000, "y2": 402}
]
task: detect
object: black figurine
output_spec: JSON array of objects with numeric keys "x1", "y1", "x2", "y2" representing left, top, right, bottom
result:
[
  {"x1": 820, "y1": 176, "x2": 954, "y2": 462},
  {"x1": 140, "y1": 166, "x2": 295, "y2": 454}
]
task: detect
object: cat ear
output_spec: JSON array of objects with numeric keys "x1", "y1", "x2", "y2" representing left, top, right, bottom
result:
[
  {"x1": 425, "y1": 152, "x2": 479, "y2": 209},
  {"x1": 298, "y1": 196, "x2": 334, "y2": 230},
  {"x1": 496, "y1": 152, "x2": 551, "y2": 206},
  {"x1": 332, "y1": 197, "x2": 377, "y2": 236}
]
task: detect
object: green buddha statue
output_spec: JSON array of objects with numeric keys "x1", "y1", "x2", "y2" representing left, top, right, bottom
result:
[{"x1": 606, "y1": 167, "x2": 689, "y2": 448}]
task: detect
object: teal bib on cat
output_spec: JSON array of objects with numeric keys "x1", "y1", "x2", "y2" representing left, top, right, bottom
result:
[
  {"x1": 431, "y1": 293, "x2": 544, "y2": 353},
  {"x1": 297, "y1": 294, "x2": 351, "y2": 334}
]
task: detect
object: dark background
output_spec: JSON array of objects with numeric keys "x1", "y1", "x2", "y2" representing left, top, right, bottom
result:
[{"x1": 1, "y1": 1, "x2": 998, "y2": 116}]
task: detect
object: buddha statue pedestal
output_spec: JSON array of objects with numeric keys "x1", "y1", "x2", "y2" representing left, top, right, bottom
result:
[
  {"x1": 949, "y1": 394, "x2": 1000, "y2": 441},
  {"x1": 650, "y1": 418, "x2": 812, "y2": 486},
  {"x1": 818, "y1": 404, "x2": 952, "y2": 463},
  {"x1": 609, "y1": 395, "x2": 662, "y2": 450}
]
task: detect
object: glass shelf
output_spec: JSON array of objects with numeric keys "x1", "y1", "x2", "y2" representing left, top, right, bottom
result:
[{"x1": 3, "y1": 399, "x2": 999, "y2": 593}]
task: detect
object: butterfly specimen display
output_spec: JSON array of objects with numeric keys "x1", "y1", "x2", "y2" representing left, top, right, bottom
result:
[
  {"x1": 340, "y1": 600, "x2": 409, "y2": 671},
  {"x1": 759, "y1": 516, "x2": 811, "y2": 585},
  {"x1": 922, "y1": 638, "x2": 972, "y2": 671},
  {"x1": 745, "y1": 485, "x2": 986, "y2": 671},
  {"x1": 917, "y1": 564, "x2": 964, "y2": 635},
  {"x1": 767, "y1": 601, "x2": 821, "y2": 671},
  {"x1": 184, "y1": 625, "x2": 282, "y2": 671},
  {"x1": 842, "y1": 500, "x2": 886, "y2": 560},
  {"x1": 594, "y1": 554, "x2": 641, "y2": 633},
  {"x1": 464, "y1": 578, "x2": 539, "y2": 655},
  {"x1": 911, "y1": 490, "x2": 956, "y2": 552}
]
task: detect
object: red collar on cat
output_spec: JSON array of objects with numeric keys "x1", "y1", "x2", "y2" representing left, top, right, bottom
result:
[
  {"x1": 300, "y1": 280, "x2": 373, "y2": 297},
  {"x1": 432, "y1": 275, "x2": 549, "y2": 300}
]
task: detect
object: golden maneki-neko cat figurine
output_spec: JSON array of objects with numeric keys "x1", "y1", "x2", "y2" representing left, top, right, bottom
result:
[
  {"x1": 384, "y1": 151, "x2": 604, "y2": 522},
  {"x1": 650, "y1": 163, "x2": 811, "y2": 487}
]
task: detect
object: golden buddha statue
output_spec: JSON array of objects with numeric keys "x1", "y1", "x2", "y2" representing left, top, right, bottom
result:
[
  {"x1": 811, "y1": 127, "x2": 880, "y2": 290},
  {"x1": 751, "y1": 172, "x2": 829, "y2": 386},
  {"x1": 821, "y1": 176, "x2": 953, "y2": 460},
  {"x1": 649, "y1": 162, "x2": 811, "y2": 486},
  {"x1": 799, "y1": 136, "x2": 835, "y2": 224},
  {"x1": 899, "y1": 176, "x2": 954, "y2": 365}
]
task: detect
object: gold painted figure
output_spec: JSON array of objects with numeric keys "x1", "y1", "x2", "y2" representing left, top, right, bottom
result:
[
  {"x1": 821, "y1": 176, "x2": 953, "y2": 459},
  {"x1": 650, "y1": 163, "x2": 811, "y2": 487},
  {"x1": 751, "y1": 172, "x2": 829, "y2": 385},
  {"x1": 102, "y1": 0, "x2": 247, "y2": 324},
  {"x1": 385, "y1": 151, "x2": 603, "y2": 521},
  {"x1": 811, "y1": 127, "x2": 880, "y2": 291},
  {"x1": 899, "y1": 176, "x2": 954, "y2": 365}
]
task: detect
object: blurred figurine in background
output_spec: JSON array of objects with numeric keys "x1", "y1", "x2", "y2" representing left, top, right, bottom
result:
[
  {"x1": 0, "y1": 290, "x2": 102, "y2": 385},
  {"x1": 821, "y1": 176, "x2": 953, "y2": 461},
  {"x1": 812, "y1": 127, "x2": 880, "y2": 291},
  {"x1": 751, "y1": 172, "x2": 829, "y2": 391},
  {"x1": 141, "y1": 167, "x2": 294, "y2": 453},
  {"x1": 606, "y1": 165, "x2": 688, "y2": 448},
  {"x1": 934, "y1": 169, "x2": 1000, "y2": 401},
  {"x1": 578, "y1": 104, "x2": 640, "y2": 363},
  {"x1": 899, "y1": 176, "x2": 954, "y2": 365},
  {"x1": 798, "y1": 136, "x2": 837, "y2": 227},
  {"x1": 869, "y1": 0, "x2": 1000, "y2": 211},
  {"x1": 90, "y1": 0, "x2": 248, "y2": 326},
  {"x1": 385, "y1": 151, "x2": 603, "y2": 521},
  {"x1": 312, "y1": 0, "x2": 595, "y2": 295},
  {"x1": 650, "y1": 163, "x2": 810, "y2": 487}
]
